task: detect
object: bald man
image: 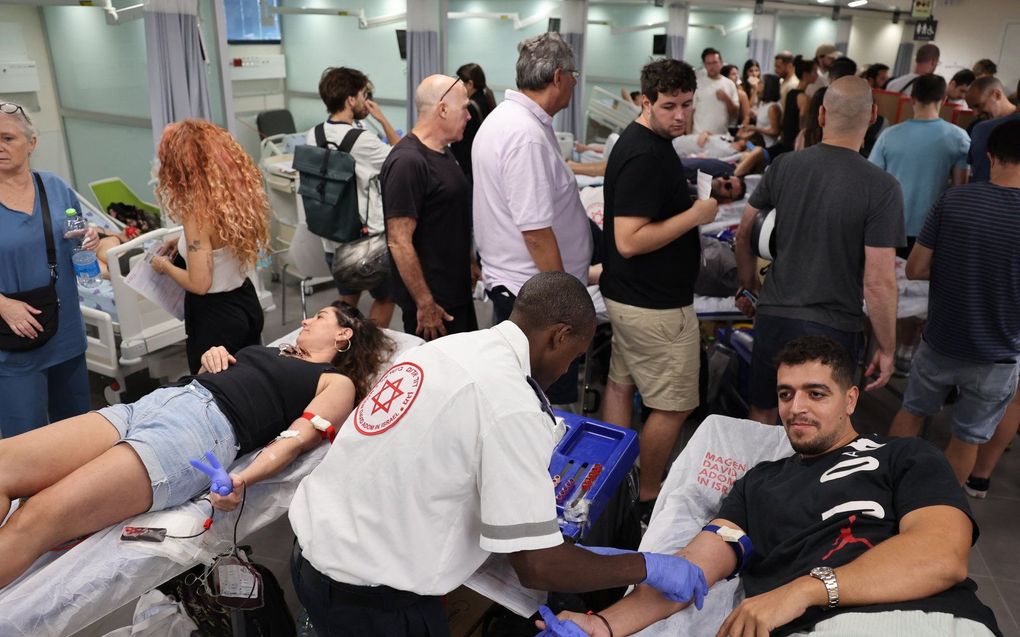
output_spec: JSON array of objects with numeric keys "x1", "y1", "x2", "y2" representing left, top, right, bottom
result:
[
  {"x1": 966, "y1": 76, "x2": 1020, "y2": 182},
  {"x1": 381, "y1": 75, "x2": 478, "y2": 340},
  {"x1": 735, "y1": 76, "x2": 905, "y2": 425}
]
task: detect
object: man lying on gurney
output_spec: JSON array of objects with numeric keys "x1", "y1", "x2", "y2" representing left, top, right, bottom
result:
[
  {"x1": 0, "y1": 301, "x2": 391, "y2": 589},
  {"x1": 538, "y1": 336, "x2": 999, "y2": 637}
]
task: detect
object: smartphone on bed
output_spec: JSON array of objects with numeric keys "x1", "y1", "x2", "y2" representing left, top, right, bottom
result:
[{"x1": 120, "y1": 526, "x2": 167, "y2": 543}]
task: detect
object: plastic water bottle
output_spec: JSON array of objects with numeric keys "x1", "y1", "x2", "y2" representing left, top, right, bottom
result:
[{"x1": 64, "y1": 208, "x2": 101, "y2": 288}]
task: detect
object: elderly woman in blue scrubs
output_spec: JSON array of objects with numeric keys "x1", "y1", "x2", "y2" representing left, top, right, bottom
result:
[{"x1": 0, "y1": 102, "x2": 98, "y2": 437}]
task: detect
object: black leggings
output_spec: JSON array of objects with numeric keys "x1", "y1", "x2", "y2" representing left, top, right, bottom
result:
[{"x1": 184, "y1": 278, "x2": 264, "y2": 373}]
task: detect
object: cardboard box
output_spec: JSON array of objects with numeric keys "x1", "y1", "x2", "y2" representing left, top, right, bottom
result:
[{"x1": 445, "y1": 585, "x2": 493, "y2": 637}]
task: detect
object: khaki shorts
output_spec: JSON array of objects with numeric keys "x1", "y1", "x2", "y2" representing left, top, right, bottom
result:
[{"x1": 605, "y1": 299, "x2": 700, "y2": 412}]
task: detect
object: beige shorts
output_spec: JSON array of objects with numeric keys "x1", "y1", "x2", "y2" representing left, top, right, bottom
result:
[{"x1": 605, "y1": 299, "x2": 700, "y2": 412}]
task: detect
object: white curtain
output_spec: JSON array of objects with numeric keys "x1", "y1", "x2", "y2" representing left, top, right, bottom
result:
[
  {"x1": 406, "y1": 0, "x2": 446, "y2": 132},
  {"x1": 553, "y1": 0, "x2": 587, "y2": 137},
  {"x1": 748, "y1": 13, "x2": 776, "y2": 71},
  {"x1": 143, "y1": 0, "x2": 211, "y2": 145},
  {"x1": 666, "y1": 3, "x2": 689, "y2": 61}
]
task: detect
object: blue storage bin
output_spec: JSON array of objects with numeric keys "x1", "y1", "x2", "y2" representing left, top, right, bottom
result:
[{"x1": 550, "y1": 410, "x2": 639, "y2": 540}]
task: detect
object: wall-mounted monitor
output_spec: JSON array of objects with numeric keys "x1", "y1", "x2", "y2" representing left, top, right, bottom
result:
[
  {"x1": 652, "y1": 34, "x2": 666, "y2": 56},
  {"x1": 396, "y1": 29, "x2": 407, "y2": 60},
  {"x1": 548, "y1": 17, "x2": 561, "y2": 33}
]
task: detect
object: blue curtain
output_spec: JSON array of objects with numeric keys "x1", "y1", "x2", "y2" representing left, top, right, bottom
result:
[
  {"x1": 748, "y1": 14, "x2": 775, "y2": 72},
  {"x1": 893, "y1": 42, "x2": 913, "y2": 78},
  {"x1": 406, "y1": 30, "x2": 441, "y2": 132},
  {"x1": 144, "y1": 0, "x2": 212, "y2": 145},
  {"x1": 553, "y1": 31, "x2": 584, "y2": 138}
]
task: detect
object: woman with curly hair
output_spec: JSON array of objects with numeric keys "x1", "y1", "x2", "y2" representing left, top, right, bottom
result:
[
  {"x1": 0, "y1": 301, "x2": 393, "y2": 589},
  {"x1": 149, "y1": 119, "x2": 271, "y2": 373}
]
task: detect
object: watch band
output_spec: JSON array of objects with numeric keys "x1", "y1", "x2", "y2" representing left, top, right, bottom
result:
[
  {"x1": 302, "y1": 411, "x2": 336, "y2": 443},
  {"x1": 703, "y1": 524, "x2": 754, "y2": 579},
  {"x1": 809, "y1": 567, "x2": 840, "y2": 609}
]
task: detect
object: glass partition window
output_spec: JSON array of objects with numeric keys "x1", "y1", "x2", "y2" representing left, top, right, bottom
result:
[{"x1": 226, "y1": 0, "x2": 281, "y2": 43}]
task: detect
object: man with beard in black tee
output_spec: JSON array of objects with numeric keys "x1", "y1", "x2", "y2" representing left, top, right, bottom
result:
[{"x1": 541, "y1": 336, "x2": 1001, "y2": 637}]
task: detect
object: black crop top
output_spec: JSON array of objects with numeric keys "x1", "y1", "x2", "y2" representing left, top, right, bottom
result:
[{"x1": 187, "y1": 346, "x2": 337, "y2": 455}]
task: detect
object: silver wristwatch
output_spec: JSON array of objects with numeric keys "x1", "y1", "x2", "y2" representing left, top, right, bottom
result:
[{"x1": 809, "y1": 566, "x2": 840, "y2": 609}]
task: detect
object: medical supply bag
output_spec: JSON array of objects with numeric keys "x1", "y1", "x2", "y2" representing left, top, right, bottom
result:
[{"x1": 294, "y1": 124, "x2": 365, "y2": 243}]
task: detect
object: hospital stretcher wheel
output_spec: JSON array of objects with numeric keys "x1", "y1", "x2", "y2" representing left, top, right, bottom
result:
[{"x1": 104, "y1": 383, "x2": 124, "y2": 405}]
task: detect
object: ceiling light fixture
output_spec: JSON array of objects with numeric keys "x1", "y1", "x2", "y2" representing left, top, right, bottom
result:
[{"x1": 847, "y1": 0, "x2": 868, "y2": 6}]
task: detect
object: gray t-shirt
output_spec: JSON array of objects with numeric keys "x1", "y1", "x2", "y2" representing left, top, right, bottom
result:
[{"x1": 749, "y1": 144, "x2": 905, "y2": 332}]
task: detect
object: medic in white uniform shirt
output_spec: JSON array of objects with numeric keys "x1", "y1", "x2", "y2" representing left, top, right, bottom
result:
[{"x1": 288, "y1": 272, "x2": 709, "y2": 637}]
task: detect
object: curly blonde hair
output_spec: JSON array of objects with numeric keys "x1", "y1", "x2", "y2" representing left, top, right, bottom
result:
[{"x1": 156, "y1": 119, "x2": 270, "y2": 268}]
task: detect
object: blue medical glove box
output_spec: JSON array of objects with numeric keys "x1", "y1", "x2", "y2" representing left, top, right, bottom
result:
[{"x1": 550, "y1": 410, "x2": 639, "y2": 540}]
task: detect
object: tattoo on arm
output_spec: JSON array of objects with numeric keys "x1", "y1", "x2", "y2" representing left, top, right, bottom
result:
[{"x1": 187, "y1": 240, "x2": 203, "y2": 253}]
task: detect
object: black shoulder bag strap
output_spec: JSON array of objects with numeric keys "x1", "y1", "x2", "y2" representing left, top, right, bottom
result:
[
  {"x1": 32, "y1": 172, "x2": 58, "y2": 284},
  {"x1": 901, "y1": 75, "x2": 920, "y2": 93},
  {"x1": 338, "y1": 127, "x2": 366, "y2": 153},
  {"x1": 313, "y1": 123, "x2": 328, "y2": 148},
  {"x1": 339, "y1": 128, "x2": 369, "y2": 233}
]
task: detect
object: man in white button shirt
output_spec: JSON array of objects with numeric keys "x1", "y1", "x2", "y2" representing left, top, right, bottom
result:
[
  {"x1": 289, "y1": 273, "x2": 709, "y2": 636},
  {"x1": 473, "y1": 33, "x2": 593, "y2": 404},
  {"x1": 693, "y1": 48, "x2": 739, "y2": 135}
]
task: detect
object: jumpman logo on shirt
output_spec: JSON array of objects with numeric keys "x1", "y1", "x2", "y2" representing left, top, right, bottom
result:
[{"x1": 822, "y1": 514, "x2": 874, "y2": 561}]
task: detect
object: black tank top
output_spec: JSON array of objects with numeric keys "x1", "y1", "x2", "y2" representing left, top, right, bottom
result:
[
  {"x1": 782, "y1": 89, "x2": 804, "y2": 146},
  {"x1": 191, "y1": 346, "x2": 336, "y2": 455}
]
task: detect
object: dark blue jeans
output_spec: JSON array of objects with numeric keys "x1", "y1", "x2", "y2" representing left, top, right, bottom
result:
[
  {"x1": 488, "y1": 285, "x2": 581, "y2": 404},
  {"x1": 749, "y1": 314, "x2": 862, "y2": 409},
  {"x1": 0, "y1": 353, "x2": 90, "y2": 437},
  {"x1": 291, "y1": 542, "x2": 448, "y2": 637}
]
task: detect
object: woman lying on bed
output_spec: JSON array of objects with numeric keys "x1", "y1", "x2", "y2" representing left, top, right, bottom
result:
[{"x1": 0, "y1": 301, "x2": 392, "y2": 589}]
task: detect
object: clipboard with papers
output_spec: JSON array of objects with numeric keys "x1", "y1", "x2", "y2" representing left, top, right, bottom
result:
[{"x1": 123, "y1": 242, "x2": 186, "y2": 320}]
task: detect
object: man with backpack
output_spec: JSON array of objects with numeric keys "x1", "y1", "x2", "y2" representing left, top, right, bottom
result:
[{"x1": 307, "y1": 66, "x2": 400, "y2": 326}]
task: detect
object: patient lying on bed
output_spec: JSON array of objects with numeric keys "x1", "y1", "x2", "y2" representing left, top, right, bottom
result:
[{"x1": 0, "y1": 301, "x2": 392, "y2": 589}]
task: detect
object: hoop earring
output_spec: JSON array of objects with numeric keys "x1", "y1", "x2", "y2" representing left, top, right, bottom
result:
[{"x1": 336, "y1": 339, "x2": 352, "y2": 353}]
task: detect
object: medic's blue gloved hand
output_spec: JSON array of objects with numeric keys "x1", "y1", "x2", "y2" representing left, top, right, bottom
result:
[
  {"x1": 189, "y1": 451, "x2": 233, "y2": 496},
  {"x1": 535, "y1": 605, "x2": 589, "y2": 637},
  {"x1": 642, "y1": 553, "x2": 708, "y2": 608}
]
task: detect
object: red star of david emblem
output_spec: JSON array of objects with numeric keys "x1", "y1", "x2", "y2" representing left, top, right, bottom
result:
[{"x1": 371, "y1": 377, "x2": 405, "y2": 415}]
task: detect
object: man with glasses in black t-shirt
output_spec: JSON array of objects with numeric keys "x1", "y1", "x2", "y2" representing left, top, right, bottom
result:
[{"x1": 382, "y1": 75, "x2": 477, "y2": 341}]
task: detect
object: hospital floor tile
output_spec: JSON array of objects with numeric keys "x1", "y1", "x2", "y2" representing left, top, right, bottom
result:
[{"x1": 993, "y1": 578, "x2": 1020, "y2": 637}]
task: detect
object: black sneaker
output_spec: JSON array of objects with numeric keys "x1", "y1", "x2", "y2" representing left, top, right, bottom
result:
[
  {"x1": 636, "y1": 499, "x2": 657, "y2": 527},
  {"x1": 964, "y1": 476, "x2": 990, "y2": 499}
]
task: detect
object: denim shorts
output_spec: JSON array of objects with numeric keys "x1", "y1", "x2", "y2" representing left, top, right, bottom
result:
[
  {"x1": 97, "y1": 381, "x2": 238, "y2": 511},
  {"x1": 903, "y1": 341, "x2": 1019, "y2": 444}
]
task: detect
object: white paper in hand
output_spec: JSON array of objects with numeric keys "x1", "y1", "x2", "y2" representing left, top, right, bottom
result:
[{"x1": 696, "y1": 170, "x2": 713, "y2": 201}]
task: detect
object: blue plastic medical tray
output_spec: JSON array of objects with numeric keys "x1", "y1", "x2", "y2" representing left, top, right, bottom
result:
[{"x1": 550, "y1": 410, "x2": 639, "y2": 540}]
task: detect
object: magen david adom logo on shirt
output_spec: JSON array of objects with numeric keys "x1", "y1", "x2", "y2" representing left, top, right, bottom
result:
[{"x1": 354, "y1": 362, "x2": 424, "y2": 436}]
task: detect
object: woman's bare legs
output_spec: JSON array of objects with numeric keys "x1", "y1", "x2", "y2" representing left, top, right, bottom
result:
[
  {"x1": 0, "y1": 442, "x2": 152, "y2": 588},
  {"x1": 0, "y1": 413, "x2": 120, "y2": 523}
]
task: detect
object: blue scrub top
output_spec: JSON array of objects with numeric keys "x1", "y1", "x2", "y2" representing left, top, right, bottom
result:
[{"x1": 0, "y1": 171, "x2": 87, "y2": 374}]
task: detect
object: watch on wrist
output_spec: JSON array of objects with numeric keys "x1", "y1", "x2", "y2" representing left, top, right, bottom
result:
[
  {"x1": 809, "y1": 566, "x2": 840, "y2": 609},
  {"x1": 702, "y1": 524, "x2": 754, "y2": 580}
]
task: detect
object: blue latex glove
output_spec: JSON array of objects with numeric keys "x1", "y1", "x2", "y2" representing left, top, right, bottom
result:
[
  {"x1": 535, "y1": 605, "x2": 589, "y2": 637},
  {"x1": 642, "y1": 553, "x2": 708, "y2": 608},
  {"x1": 577, "y1": 544, "x2": 635, "y2": 557},
  {"x1": 189, "y1": 451, "x2": 233, "y2": 496}
]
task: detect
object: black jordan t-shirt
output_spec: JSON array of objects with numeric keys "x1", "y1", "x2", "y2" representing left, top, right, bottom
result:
[{"x1": 716, "y1": 435, "x2": 1000, "y2": 636}]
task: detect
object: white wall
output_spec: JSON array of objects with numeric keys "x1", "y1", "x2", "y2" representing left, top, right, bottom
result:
[
  {"x1": 847, "y1": 16, "x2": 903, "y2": 69},
  {"x1": 928, "y1": 0, "x2": 1020, "y2": 92},
  {"x1": 0, "y1": 5, "x2": 70, "y2": 182}
]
